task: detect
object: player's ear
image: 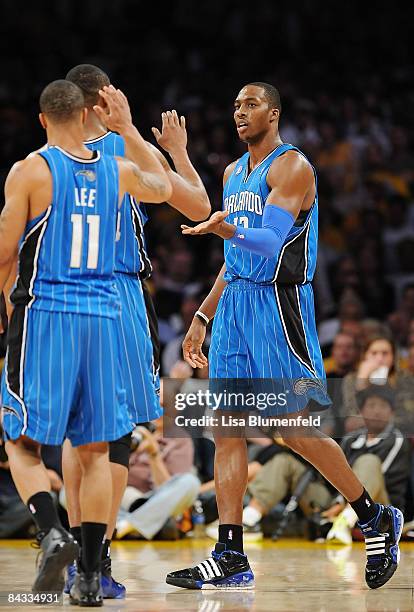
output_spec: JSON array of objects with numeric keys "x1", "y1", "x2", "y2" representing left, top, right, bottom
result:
[
  {"x1": 269, "y1": 108, "x2": 280, "y2": 124},
  {"x1": 39, "y1": 113, "x2": 47, "y2": 130},
  {"x1": 81, "y1": 107, "x2": 88, "y2": 124}
]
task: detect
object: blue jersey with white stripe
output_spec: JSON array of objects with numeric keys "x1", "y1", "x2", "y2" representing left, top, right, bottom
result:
[
  {"x1": 11, "y1": 146, "x2": 120, "y2": 318},
  {"x1": 85, "y1": 131, "x2": 152, "y2": 277},
  {"x1": 223, "y1": 144, "x2": 318, "y2": 285}
]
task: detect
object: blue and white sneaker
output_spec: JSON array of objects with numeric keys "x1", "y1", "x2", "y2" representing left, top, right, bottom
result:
[
  {"x1": 166, "y1": 543, "x2": 254, "y2": 590},
  {"x1": 64, "y1": 557, "x2": 126, "y2": 599},
  {"x1": 101, "y1": 556, "x2": 126, "y2": 599},
  {"x1": 359, "y1": 504, "x2": 404, "y2": 589},
  {"x1": 63, "y1": 561, "x2": 76, "y2": 594}
]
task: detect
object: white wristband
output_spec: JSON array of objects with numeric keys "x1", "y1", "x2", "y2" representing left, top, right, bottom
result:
[{"x1": 195, "y1": 310, "x2": 209, "y2": 326}]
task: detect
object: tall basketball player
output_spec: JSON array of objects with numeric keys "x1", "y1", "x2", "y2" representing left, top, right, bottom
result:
[
  {"x1": 61, "y1": 64, "x2": 210, "y2": 598},
  {"x1": 0, "y1": 79, "x2": 171, "y2": 604},
  {"x1": 166, "y1": 83, "x2": 403, "y2": 591}
]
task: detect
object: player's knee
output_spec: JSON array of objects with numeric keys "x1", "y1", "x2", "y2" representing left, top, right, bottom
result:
[
  {"x1": 75, "y1": 441, "x2": 109, "y2": 469},
  {"x1": 6, "y1": 435, "x2": 40, "y2": 456},
  {"x1": 109, "y1": 432, "x2": 132, "y2": 469}
]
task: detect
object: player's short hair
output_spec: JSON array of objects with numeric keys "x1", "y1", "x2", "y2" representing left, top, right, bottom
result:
[
  {"x1": 39, "y1": 80, "x2": 85, "y2": 124},
  {"x1": 65, "y1": 64, "x2": 110, "y2": 107},
  {"x1": 247, "y1": 81, "x2": 282, "y2": 113}
]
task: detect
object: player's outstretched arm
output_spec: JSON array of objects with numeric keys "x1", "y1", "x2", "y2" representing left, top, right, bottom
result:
[
  {"x1": 0, "y1": 161, "x2": 31, "y2": 291},
  {"x1": 94, "y1": 85, "x2": 172, "y2": 203},
  {"x1": 181, "y1": 152, "x2": 314, "y2": 259},
  {"x1": 151, "y1": 111, "x2": 211, "y2": 221}
]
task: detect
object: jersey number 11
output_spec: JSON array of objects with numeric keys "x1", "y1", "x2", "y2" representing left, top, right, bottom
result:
[{"x1": 70, "y1": 213, "x2": 100, "y2": 269}]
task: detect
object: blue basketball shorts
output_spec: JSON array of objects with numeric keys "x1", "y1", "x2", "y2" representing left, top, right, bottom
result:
[
  {"x1": 1, "y1": 305, "x2": 133, "y2": 446},
  {"x1": 115, "y1": 273, "x2": 161, "y2": 424},
  {"x1": 209, "y1": 280, "x2": 329, "y2": 414}
]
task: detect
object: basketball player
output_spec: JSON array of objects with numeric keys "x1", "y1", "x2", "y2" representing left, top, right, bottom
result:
[
  {"x1": 0, "y1": 79, "x2": 171, "y2": 604},
  {"x1": 166, "y1": 83, "x2": 403, "y2": 591},
  {"x1": 61, "y1": 64, "x2": 211, "y2": 598}
]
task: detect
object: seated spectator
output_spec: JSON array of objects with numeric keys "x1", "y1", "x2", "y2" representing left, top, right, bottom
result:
[
  {"x1": 115, "y1": 417, "x2": 200, "y2": 540},
  {"x1": 318, "y1": 288, "x2": 364, "y2": 354},
  {"x1": 324, "y1": 332, "x2": 359, "y2": 377},
  {"x1": 325, "y1": 385, "x2": 411, "y2": 544},
  {"x1": 341, "y1": 335, "x2": 414, "y2": 434},
  {"x1": 241, "y1": 440, "x2": 332, "y2": 540},
  {"x1": 323, "y1": 332, "x2": 360, "y2": 438},
  {"x1": 388, "y1": 284, "x2": 414, "y2": 350}
]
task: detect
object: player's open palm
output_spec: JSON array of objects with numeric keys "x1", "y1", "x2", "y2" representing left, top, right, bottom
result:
[
  {"x1": 94, "y1": 85, "x2": 133, "y2": 134},
  {"x1": 181, "y1": 210, "x2": 229, "y2": 236},
  {"x1": 152, "y1": 110, "x2": 187, "y2": 154},
  {"x1": 182, "y1": 318, "x2": 208, "y2": 369}
]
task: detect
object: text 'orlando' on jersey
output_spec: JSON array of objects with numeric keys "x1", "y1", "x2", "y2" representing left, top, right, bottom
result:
[
  {"x1": 85, "y1": 131, "x2": 152, "y2": 278},
  {"x1": 223, "y1": 143, "x2": 319, "y2": 285},
  {"x1": 11, "y1": 146, "x2": 120, "y2": 319}
]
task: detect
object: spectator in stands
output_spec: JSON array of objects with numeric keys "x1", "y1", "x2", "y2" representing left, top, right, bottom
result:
[
  {"x1": 115, "y1": 418, "x2": 200, "y2": 540},
  {"x1": 325, "y1": 385, "x2": 411, "y2": 544},
  {"x1": 388, "y1": 284, "x2": 414, "y2": 349},
  {"x1": 318, "y1": 288, "x2": 364, "y2": 354},
  {"x1": 240, "y1": 440, "x2": 331, "y2": 540},
  {"x1": 323, "y1": 332, "x2": 360, "y2": 437},
  {"x1": 341, "y1": 335, "x2": 414, "y2": 433},
  {"x1": 324, "y1": 332, "x2": 359, "y2": 377}
]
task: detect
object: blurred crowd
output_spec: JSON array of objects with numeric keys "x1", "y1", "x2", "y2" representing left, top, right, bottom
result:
[{"x1": 1, "y1": 1, "x2": 414, "y2": 542}]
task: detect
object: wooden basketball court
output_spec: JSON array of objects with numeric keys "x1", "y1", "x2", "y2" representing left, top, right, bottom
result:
[{"x1": 1, "y1": 538, "x2": 413, "y2": 611}]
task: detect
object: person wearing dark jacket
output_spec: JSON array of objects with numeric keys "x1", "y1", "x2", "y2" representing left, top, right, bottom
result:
[{"x1": 325, "y1": 384, "x2": 411, "y2": 544}]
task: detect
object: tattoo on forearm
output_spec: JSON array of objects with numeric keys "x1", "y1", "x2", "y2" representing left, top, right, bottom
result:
[{"x1": 132, "y1": 167, "x2": 167, "y2": 198}]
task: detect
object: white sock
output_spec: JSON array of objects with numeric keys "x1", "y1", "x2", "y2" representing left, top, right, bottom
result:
[
  {"x1": 243, "y1": 506, "x2": 262, "y2": 527},
  {"x1": 341, "y1": 504, "x2": 358, "y2": 528}
]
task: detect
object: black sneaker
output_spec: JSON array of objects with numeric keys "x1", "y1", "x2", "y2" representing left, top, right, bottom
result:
[
  {"x1": 32, "y1": 527, "x2": 78, "y2": 594},
  {"x1": 358, "y1": 504, "x2": 404, "y2": 589},
  {"x1": 69, "y1": 570, "x2": 103, "y2": 607},
  {"x1": 166, "y1": 542, "x2": 254, "y2": 590}
]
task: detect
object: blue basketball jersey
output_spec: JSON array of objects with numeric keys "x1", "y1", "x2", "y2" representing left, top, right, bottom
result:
[
  {"x1": 85, "y1": 131, "x2": 152, "y2": 278},
  {"x1": 11, "y1": 146, "x2": 120, "y2": 318},
  {"x1": 223, "y1": 143, "x2": 318, "y2": 284}
]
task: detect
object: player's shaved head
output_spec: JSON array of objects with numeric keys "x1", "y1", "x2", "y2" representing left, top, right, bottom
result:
[
  {"x1": 246, "y1": 82, "x2": 282, "y2": 113},
  {"x1": 66, "y1": 64, "x2": 110, "y2": 107},
  {"x1": 39, "y1": 80, "x2": 85, "y2": 124}
]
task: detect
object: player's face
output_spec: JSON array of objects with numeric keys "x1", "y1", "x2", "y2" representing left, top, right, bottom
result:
[
  {"x1": 233, "y1": 86, "x2": 278, "y2": 144},
  {"x1": 361, "y1": 397, "x2": 393, "y2": 434}
]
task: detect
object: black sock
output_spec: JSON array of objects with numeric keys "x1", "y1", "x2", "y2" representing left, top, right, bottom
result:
[
  {"x1": 81, "y1": 522, "x2": 106, "y2": 573},
  {"x1": 218, "y1": 524, "x2": 244, "y2": 554},
  {"x1": 101, "y1": 538, "x2": 111, "y2": 560},
  {"x1": 349, "y1": 488, "x2": 378, "y2": 524},
  {"x1": 70, "y1": 526, "x2": 82, "y2": 547},
  {"x1": 27, "y1": 492, "x2": 61, "y2": 532}
]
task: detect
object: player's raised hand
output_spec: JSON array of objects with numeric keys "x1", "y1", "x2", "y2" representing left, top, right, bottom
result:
[
  {"x1": 182, "y1": 319, "x2": 208, "y2": 369},
  {"x1": 152, "y1": 110, "x2": 187, "y2": 154},
  {"x1": 93, "y1": 85, "x2": 133, "y2": 134},
  {"x1": 181, "y1": 210, "x2": 232, "y2": 238}
]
